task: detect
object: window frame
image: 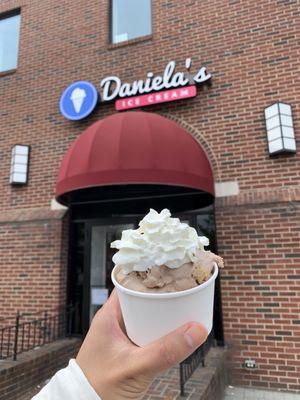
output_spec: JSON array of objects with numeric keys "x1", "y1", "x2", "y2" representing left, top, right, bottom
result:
[
  {"x1": 0, "y1": 7, "x2": 21, "y2": 74},
  {"x1": 109, "y1": 0, "x2": 152, "y2": 45}
]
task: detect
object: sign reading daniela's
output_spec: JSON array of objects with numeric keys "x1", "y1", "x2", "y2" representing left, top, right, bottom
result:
[{"x1": 59, "y1": 58, "x2": 211, "y2": 119}]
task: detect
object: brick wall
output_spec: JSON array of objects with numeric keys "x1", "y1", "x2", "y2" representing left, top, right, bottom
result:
[
  {"x1": 0, "y1": 0, "x2": 299, "y2": 211},
  {"x1": 0, "y1": 0, "x2": 299, "y2": 391},
  {"x1": 216, "y1": 200, "x2": 300, "y2": 391},
  {"x1": 0, "y1": 338, "x2": 81, "y2": 400},
  {"x1": 2, "y1": 346, "x2": 227, "y2": 400},
  {"x1": 0, "y1": 209, "x2": 68, "y2": 319}
]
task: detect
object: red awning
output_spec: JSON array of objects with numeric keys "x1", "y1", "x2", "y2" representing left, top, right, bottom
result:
[{"x1": 55, "y1": 112, "x2": 214, "y2": 203}]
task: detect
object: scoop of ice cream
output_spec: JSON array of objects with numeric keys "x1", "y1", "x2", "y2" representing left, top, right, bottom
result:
[
  {"x1": 115, "y1": 249, "x2": 224, "y2": 293},
  {"x1": 192, "y1": 250, "x2": 224, "y2": 284},
  {"x1": 116, "y1": 263, "x2": 198, "y2": 293},
  {"x1": 111, "y1": 209, "x2": 209, "y2": 273},
  {"x1": 70, "y1": 87, "x2": 86, "y2": 100}
]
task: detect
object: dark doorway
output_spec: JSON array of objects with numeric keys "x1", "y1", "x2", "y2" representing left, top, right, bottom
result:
[
  {"x1": 68, "y1": 201, "x2": 223, "y2": 344},
  {"x1": 68, "y1": 217, "x2": 138, "y2": 335}
]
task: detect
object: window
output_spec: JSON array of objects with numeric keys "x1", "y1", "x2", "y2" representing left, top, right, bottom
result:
[
  {"x1": 0, "y1": 10, "x2": 21, "y2": 73},
  {"x1": 111, "y1": 0, "x2": 151, "y2": 44}
]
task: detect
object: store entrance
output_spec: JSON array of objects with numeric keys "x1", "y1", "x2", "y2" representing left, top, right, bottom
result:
[
  {"x1": 88, "y1": 221, "x2": 135, "y2": 324},
  {"x1": 69, "y1": 217, "x2": 138, "y2": 334},
  {"x1": 68, "y1": 206, "x2": 224, "y2": 344}
]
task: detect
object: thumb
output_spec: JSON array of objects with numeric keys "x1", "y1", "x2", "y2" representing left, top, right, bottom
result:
[{"x1": 134, "y1": 322, "x2": 208, "y2": 377}]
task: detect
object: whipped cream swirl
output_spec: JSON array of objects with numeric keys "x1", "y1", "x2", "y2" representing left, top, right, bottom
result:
[{"x1": 111, "y1": 209, "x2": 209, "y2": 273}]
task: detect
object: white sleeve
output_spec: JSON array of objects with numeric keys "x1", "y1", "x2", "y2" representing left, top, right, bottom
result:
[{"x1": 32, "y1": 359, "x2": 101, "y2": 400}]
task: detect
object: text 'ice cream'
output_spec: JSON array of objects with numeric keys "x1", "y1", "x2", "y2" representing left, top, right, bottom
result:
[{"x1": 111, "y1": 209, "x2": 224, "y2": 293}]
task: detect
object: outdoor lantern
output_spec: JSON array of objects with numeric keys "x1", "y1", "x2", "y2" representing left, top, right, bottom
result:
[
  {"x1": 264, "y1": 102, "x2": 296, "y2": 155},
  {"x1": 10, "y1": 145, "x2": 30, "y2": 185}
]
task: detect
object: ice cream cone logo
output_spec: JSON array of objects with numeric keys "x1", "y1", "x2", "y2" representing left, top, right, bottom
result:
[
  {"x1": 60, "y1": 81, "x2": 98, "y2": 120},
  {"x1": 70, "y1": 87, "x2": 87, "y2": 113}
]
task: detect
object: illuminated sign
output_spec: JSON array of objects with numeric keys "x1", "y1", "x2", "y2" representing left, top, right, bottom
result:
[
  {"x1": 59, "y1": 58, "x2": 211, "y2": 119},
  {"x1": 59, "y1": 81, "x2": 98, "y2": 121},
  {"x1": 102, "y1": 58, "x2": 211, "y2": 110}
]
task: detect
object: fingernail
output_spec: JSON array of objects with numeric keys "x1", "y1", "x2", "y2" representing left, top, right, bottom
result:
[{"x1": 184, "y1": 324, "x2": 207, "y2": 348}]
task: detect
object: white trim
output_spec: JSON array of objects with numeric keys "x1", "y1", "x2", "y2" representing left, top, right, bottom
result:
[
  {"x1": 51, "y1": 198, "x2": 68, "y2": 210},
  {"x1": 215, "y1": 181, "x2": 239, "y2": 197}
]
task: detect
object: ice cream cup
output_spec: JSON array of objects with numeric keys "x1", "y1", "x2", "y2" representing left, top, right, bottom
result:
[{"x1": 111, "y1": 263, "x2": 218, "y2": 347}]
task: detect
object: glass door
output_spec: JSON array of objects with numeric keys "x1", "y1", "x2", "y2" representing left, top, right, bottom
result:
[{"x1": 87, "y1": 222, "x2": 135, "y2": 326}]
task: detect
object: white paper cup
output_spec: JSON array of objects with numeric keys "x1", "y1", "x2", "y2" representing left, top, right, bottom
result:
[{"x1": 111, "y1": 264, "x2": 218, "y2": 347}]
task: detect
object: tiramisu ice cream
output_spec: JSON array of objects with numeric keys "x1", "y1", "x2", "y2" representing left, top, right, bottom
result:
[{"x1": 111, "y1": 209, "x2": 223, "y2": 293}]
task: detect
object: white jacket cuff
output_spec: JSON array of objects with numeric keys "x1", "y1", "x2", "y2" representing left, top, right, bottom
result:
[{"x1": 32, "y1": 359, "x2": 101, "y2": 400}]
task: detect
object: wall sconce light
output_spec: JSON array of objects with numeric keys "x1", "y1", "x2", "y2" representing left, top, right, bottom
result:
[
  {"x1": 10, "y1": 145, "x2": 30, "y2": 185},
  {"x1": 264, "y1": 102, "x2": 296, "y2": 156}
]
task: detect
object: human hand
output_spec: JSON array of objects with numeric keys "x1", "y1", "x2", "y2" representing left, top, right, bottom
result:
[{"x1": 76, "y1": 290, "x2": 208, "y2": 400}]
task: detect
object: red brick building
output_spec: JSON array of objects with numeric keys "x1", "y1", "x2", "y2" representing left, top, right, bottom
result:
[{"x1": 0, "y1": 0, "x2": 299, "y2": 393}]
